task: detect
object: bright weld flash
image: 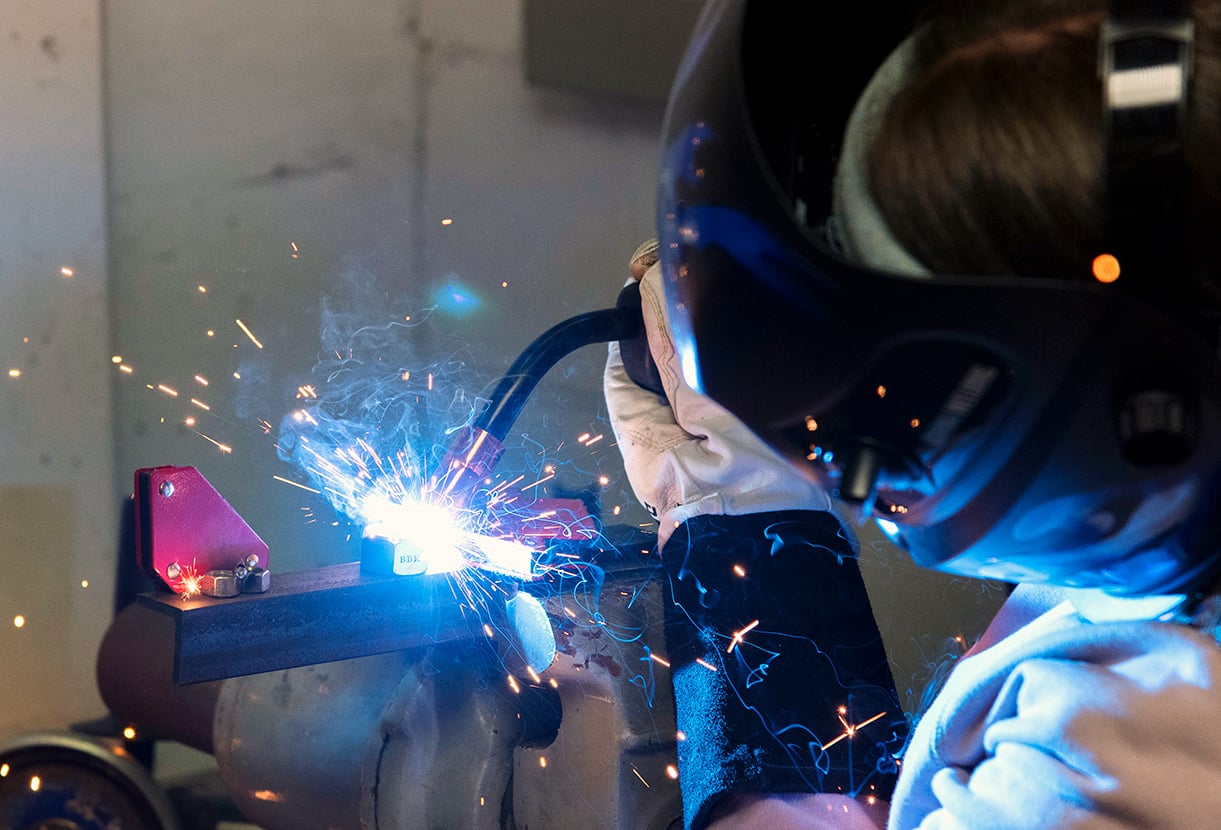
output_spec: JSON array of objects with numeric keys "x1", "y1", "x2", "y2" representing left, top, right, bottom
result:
[{"x1": 361, "y1": 494, "x2": 534, "y2": 578}]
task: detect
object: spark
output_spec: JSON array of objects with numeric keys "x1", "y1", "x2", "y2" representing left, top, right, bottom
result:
[
  {"x1": 733, "y1": 564, "x2": 747, "y2": 577},
  {"x1": 157, "y1": 384, "x2": 178, "y2": 397},
  {"x1": 538, "y1": 756, "x2": 547, "y2": 768},
  {"x1": 0, "y1": 763, "x2": 8, "y2": 777},
  {"x1": 819, "y1": 707, "x2": 888, "y2": 751},
  {"x1": 507, "y1": 675, "x2": 521, "y2": 694},
  {"x1": 501, "y1": 281, "x2": 508, "y2": 288},
  {"x1": 122, "y1": 726, "x2": 137, "y2": 740},
  {"x1": 60, "y1": 266, "x2": 74, "y2": 278},
  {"x1": 727, "y1": 619, "x2": 760, "y2": 653},
  {"x1": 273, "y1": 475, "x2": 321, "y2": 494},
  {"x1": 118, "y1": 364, "x2": 133, "y2": 374},
  {"x1": 695, "y1": 658, "x2": 718, "y2": 672},
  {"x1": 13, "y1": 615, "x2": 26, "y2": 628},
  {"x1": 649, "y1": 653, "x2": 671, "y2": 668},
  {"x1": 521, "y1": 473, "x2": 554, "y2": 490},
  {"x1": 7, "y1": 369, "x2": 19, "y2": 378},
  {"x1": 194, "y1": 374, "x2": 209, "y2": 385},
  {"x1": 80, "y1": 580, "x2": 89, "y2": 588},
  {"x1": 29, "y1": 775, "x2": 40, "y2": 792},
  {"x1": 111, "y1": 355, "x2": 122, "y2": 364},
  {"x1": 290, "y1": 241, "x2": 300, "y2": 260},
  {"x1": 235, "y1": 318, "x2": 264, "y2": 349},
  {"x1": 193, "y1": 431, "x2": 233, "y2": 454},
  {"x1": 665, "y1": 764, "x2": 679, "y2": 780},
  {"x1": 190, "y1": 398, "x2": 210, "y2": 411},
  {"x1": 441, "y1": 218, "x2": 453, "y2": 226},
  {"x1": 526, "y1": 666, "x2": 542, "y2": 684},
  {"x1": 613, "y1": 505, "x2": 621, "y2": 516},
  {"x1": 198, "y1": 285, "x2": 207, "y2": 293},
  {"x1": 179, "y1": 573, "x2": 202, "y2": 599},
  {"x1": 630, "y1": 765, "x2": 650, "y2": 788},
  {"x1": 483, "y1": 623, "x2": 495, "y2": 638}
]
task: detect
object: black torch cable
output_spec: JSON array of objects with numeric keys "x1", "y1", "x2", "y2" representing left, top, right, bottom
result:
[{"x1": 475, "y1": 305, "x2": 641, "y2": 442}]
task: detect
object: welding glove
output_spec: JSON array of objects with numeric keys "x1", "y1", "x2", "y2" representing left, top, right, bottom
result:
[
  {"x1": 606, "y1": 241, "x2": 905, "y2": 830},
  {"x1": 604, "y1": 239, "x2": 834, "y2": 548}
]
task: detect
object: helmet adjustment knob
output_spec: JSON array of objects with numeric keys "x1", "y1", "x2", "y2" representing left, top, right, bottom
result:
[{"x1": 835, "y1": 443, "x2": 885, "y2": 504}]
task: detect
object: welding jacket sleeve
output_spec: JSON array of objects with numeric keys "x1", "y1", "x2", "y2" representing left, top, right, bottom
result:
[
  {"x1": 887, "y1": 587, "x2": 1221, "y2": 830},
  {"x1": 662, "y1": 509, "x2": 906, "y2": 829}
]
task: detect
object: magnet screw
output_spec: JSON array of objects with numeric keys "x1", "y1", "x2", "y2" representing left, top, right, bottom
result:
[
  {"x1": 159, "y1": 480, "x2": 175, "y2": 498},
  {"x1": 165, "y1": 561, "x2": 181, "y2": 581}
]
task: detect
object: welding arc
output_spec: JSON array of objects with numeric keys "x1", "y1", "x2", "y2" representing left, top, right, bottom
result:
[{"x1": 475, "y1": 304, "x2": 641, "y2": 441}]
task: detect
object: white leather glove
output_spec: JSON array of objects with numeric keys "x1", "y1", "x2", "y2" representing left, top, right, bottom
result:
[{"x1": 604, "y1": 240, "x2": 831, "y2": 547}]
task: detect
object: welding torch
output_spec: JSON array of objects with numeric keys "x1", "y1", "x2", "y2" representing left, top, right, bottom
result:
[{"x1": 437, "y1": 279, "x2": 662, "y2": 507}]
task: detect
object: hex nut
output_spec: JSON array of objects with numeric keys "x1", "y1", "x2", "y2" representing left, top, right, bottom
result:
[
  {"x1": 240, "y1": 567, "x2": 271, "y2": 594},
  {"x1": 202, "y1": 569, "x2": 239, "y2": 598}
]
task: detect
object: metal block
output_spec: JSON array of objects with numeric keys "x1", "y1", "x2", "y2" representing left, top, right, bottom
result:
[{"x1": 137, "y1": 563, "x2": 488, "y2": 685}]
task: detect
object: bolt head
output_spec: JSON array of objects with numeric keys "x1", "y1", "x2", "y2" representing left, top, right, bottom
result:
[
  {"x1": 159, "y1": 480, "x2": 175, "y2": 498},
  {"x1": 166, "y1": 561, "x2": 181, "y2": 580}
]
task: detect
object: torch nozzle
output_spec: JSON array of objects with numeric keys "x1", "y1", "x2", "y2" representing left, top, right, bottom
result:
[{"x1": 437, "y1": 425, "x2": 506, "y2": 508}]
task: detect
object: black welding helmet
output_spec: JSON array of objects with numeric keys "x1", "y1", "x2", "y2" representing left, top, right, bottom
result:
[{"x1": 656, "y1": 0, "x2": 1221, "y2": 597}]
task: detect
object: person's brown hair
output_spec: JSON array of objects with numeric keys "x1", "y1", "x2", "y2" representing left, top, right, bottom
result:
[{"x1": 870, "y1": 0, "x2": 1221, "y2": 283}]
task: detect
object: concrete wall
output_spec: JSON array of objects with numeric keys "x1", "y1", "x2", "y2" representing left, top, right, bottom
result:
[
  {"x1": 0, "y1": 0, "x2": 115, "y2": 736},
  {"x1": 0, "y1": 0, "x2": 1006, "y2": 776}
]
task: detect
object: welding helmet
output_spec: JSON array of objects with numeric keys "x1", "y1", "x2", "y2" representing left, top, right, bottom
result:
[{"x1": 656, "y1": 0, "x2": 1221, "y2": 597}]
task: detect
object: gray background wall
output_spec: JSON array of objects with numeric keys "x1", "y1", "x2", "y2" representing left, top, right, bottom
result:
[{"x1": 0, "y1": 0, "x2": 1005, "y2": 777}]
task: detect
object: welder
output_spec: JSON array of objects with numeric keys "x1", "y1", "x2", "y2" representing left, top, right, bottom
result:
[{"x1": 607, "y1": 0, "x2": 1221, "y2": 827}]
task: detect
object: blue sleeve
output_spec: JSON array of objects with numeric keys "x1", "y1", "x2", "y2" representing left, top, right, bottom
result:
[{"x1": 661, "y1": 510, "x2": 908, "y2": 829}]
